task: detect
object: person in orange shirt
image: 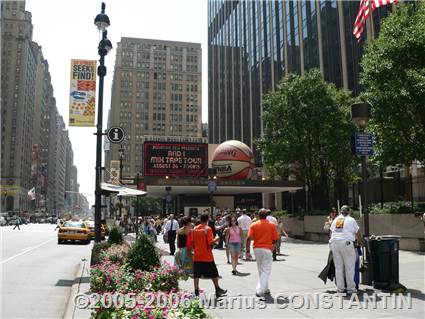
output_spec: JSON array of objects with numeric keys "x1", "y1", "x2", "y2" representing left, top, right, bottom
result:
[
  {"x1": 246, "y1": 208, "x2": 279, "y2": 298},
  {"x1": 189, "y1": 213, "x2": 227, "y2": 298}
]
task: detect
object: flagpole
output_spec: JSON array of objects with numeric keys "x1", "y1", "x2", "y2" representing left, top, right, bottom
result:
[{"x1": 366, "y1": 0, "x2": 375, "y2": 40}]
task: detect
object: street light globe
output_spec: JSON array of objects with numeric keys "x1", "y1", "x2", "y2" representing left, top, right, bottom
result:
[
  {"x1": 102, "y1": 39, "x2": 113, "y2": 53},
  {"x1": 351, "y1": 102, "x2": 371, "y2": 129},
  {"x1": 94, "y1": 3, "x2": 110, "y2": 32}
]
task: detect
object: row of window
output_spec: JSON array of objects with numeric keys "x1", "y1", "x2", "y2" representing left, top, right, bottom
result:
[
  {"x1": 121, "y1": 42, "x2": 199, "y2": 53},
  {"x1": 121, "y1": 60, "x2": 198, "y2": 72},
  {"x1": 120, "y1": 100, "x2": 199, "y2": 113},
  {"x1": 121, "y1": 70, "x2": 198, "y2": 82}
]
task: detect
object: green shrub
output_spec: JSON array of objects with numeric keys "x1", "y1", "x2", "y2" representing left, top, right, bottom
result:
[
  {"x1": 107, "y1": 225, "x2": 124, "y2": 245},
  {"x1": 91, "y1": 242, "x2": 110, "y2": 265},
  {"x1": 126, "y1": 233, "x2": 160, "y2": 271},
  {"x1": 369, "y1": 201, "x2": 425, "y2": 214}
]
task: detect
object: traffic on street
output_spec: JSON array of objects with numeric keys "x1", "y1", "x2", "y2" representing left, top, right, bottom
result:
[{"x1": 1, "y1": 223, "x2": 91, "y2": 318}]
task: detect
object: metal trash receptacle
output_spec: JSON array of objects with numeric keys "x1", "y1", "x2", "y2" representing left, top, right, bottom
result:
[{"x1": 367, "y1": 235, "x2": 406, "y2": 291}]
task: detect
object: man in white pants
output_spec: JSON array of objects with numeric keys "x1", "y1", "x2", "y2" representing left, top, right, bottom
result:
[
  {"x1": 246, "y1": 208, "x2": 279, "y2": 298},
  {"x1": 330, "y1": 205, "x2": 362, "y2": 294}
]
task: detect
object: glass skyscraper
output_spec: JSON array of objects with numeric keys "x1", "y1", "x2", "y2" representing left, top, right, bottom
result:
[{"x1": 208, "y1": 0, "x2": 392, "y2": 165}]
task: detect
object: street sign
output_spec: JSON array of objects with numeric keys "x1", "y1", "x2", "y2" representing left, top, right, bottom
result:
[
  {"x1": 353, "y1": 132, "x2": 374, "y2": 156},
  {"x1": 107, "y1": 126, "x2": 125, "y2": 144},
  {"x1": 208, "y1": 180, "x2": 217, "y2": 193}
]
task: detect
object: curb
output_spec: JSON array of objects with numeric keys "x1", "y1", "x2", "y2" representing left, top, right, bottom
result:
[{"x1": 62, "y1": 258, "x2": 89, "y2": 319}]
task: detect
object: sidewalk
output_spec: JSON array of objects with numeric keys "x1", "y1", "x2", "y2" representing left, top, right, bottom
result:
[
  {"x1": 62, "y1": 254, "x2": 91, "y2": 319},
  {"x1": 155, "y1": 236, "x2": 425, "y2": 319}
]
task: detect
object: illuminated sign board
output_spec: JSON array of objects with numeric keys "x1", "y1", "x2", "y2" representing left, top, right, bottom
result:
[{"x1": 143, "y1": 142, "x2": 208, "y2": 177}]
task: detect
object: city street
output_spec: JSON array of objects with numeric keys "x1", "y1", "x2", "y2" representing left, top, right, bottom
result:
[{"x1": 1, "y1": 224, "x2": 91, "y2": 319}]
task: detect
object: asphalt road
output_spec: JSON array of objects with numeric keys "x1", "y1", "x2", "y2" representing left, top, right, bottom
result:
[{"x1": 1, "y1": 223, "x2": 92, "y2": 319}]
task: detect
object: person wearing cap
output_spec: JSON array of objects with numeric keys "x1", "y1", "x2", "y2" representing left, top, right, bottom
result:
[
  {"x1": 329, "y1": 205, "x2": 362, "y2": 294},
  {"x1": 246, "y1": 208, "x2": 279, "y2": 298}
]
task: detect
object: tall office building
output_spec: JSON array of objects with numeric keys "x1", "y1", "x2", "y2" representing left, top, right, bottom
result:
[
  {"x1": 106, "y1": 37, "x2": 202, "y2": 177},
  {"x1": 1, "y1": 1, "x2": 38, "y2": 211},
  {"x1": 208, "y1": 0, "x2": 393, "y2": 164},
  {"x1": 1, "y1": 1, "x2": 80, "y2": 215},
  {"x1": 32, "y1": 45, "x2": 51, "y2": 209}
]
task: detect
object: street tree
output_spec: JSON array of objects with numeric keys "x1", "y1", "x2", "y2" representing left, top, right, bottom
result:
[
  {"x1": 132, "y1": 196, "x2": 162, "y2": 216},
  {"x1": 360, "y1": 2, "x2": 425, "y2": 167},
  {"x1": 257, "y1": 69, "x2": 357, "y2": 211}
]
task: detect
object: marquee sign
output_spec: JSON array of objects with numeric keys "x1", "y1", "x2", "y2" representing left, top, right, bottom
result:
[{"x1": 143, "y1": 142, "x2": 208, "y2": 177}]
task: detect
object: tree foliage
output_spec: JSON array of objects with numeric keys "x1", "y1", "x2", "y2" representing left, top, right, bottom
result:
[
  {"x1": 360, "y1": 2, "x2": 425, "y2": 166},
  {"x1": 131, "y1": 196, "x2": 162, "y2": 216},
  {"x1": 257, "y1": 69, "x2": 357, "y2": 208}
]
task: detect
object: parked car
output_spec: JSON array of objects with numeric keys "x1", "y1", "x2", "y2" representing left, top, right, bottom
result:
[
  {"x1": 85, "y1": 221, "x2": 106, "y2": 240},
  {"x1": 57, "y1": 221, "x2": 90, "y2": 244},
  {"x1": 0, "y1": 216, "x2": 6, "y2": 226}
]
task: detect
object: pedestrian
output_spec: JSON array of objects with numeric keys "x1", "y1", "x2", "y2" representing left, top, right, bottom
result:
[
  {"x1": 13, "y1": 216, "x2": 21, "y2": 230},
  {"x1": 276, "y1": 217, "x2": 289, "y2": 255},
  {"x1": 266, "y1": 209, "x2": 279, "y2": 260},
  {"x1": 214, "y1": 214, "x2": 225, "y2": 249},
  {"x1": 226, "y1": 215, "x2": 242, "y2": 275},
  {"x1": 329, "y1": 205, "x2": 362, "y2": 294},
  {"x1": 246, "y1": 208, "x2": 279, "y2": 298},
  {"x1": 163, "y1": 214, "x2": 179, "y2": 255},
  {"x1": 208, "y1": 212, "x2": 217, "y2": 238},
  {"x1": 237, "y1": 208, "x2": 252, "y2": 260},
  {"x1": 223, "y1": 215, "x2": 231, "y2": 264},
  {"x1": 55, "y1": 218, "x2": 63, "y2": 230},
  {"x1": 324, "y1": 207, "x2": 338, "y2": 238},
  {"x1": 175, "y1": 216, "x2": 193, "y2": 276},
  {"x1": 189, "y1": 213, "x2": 227, "y2": 298}
]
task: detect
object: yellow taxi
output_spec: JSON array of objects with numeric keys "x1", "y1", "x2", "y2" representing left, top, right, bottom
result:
[
  {"x1": 85, "y1": 221, "x2": 106, "y2": 240},
  {"x1": 58, "y1": 221, "x2": 90, "y2": 244}
]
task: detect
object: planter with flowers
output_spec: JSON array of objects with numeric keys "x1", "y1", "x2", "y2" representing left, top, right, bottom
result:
[{"x1": 90, "y1": 233, "x2": 209, "y2": 318}]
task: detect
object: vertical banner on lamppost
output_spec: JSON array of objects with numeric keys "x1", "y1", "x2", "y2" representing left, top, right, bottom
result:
[
  {"x1": 69, "y1": 59, "x2": 97, "y2": 127},
  {"x1": 110, "y1": 160, "x2": 120, "y2": 185}
]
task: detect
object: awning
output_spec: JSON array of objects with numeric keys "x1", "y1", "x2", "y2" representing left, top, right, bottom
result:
[{"x1": 101, "y1": 183, "x2": 147, "y2": 197}]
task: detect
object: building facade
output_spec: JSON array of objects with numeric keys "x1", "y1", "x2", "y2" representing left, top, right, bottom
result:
[
  {"x1": 1, "y1": 1, "x2": 37, "y2": 211},
  {"x1": 1, "y1": 1, "x2": 81, "y2": 215},
  {"x1": 207, "y1": 0, "x2": 393, "y2": 165},
  {"x1": 106, "y1": 37, "x2": 202, "y2": 178}
]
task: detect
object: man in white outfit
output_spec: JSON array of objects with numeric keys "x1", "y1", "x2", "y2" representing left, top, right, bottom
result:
[
  {"x1": 237, "y1": 209, "x2": 252, "y2": 260},
  {"x1": 246, "y1": 208, "x2": 279, "y2": 299},
  {"x1": 329, "y1": 205, "x2": 362, "y2": 294}
]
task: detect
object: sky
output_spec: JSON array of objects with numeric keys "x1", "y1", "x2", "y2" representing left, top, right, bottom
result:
[{"x1": 25, "y1": 0, "x2": 208, "y2": 206}]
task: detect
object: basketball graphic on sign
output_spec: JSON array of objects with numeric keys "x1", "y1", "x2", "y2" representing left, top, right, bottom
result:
[{"x1": 212, "y1": 140, "x2": 255, "y2": 180}]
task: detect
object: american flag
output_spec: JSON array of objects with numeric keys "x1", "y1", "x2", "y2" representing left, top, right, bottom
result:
[
  {"x1": 372, "y1": 0, "x2": 398, "y2": 10},
  {"x1": 353, "y1": 0, "x2": 398, "y2": 40}
]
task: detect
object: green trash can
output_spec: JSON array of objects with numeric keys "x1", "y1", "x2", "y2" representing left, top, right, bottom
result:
[{"x1": 367, "y1": 235, "x2": 405, "y2": 291}]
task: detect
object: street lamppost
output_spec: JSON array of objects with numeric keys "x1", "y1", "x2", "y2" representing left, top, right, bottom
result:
[
  {"x1": 118, "y1": 145, "x2": 124, "y2": 220},
  {"x1": 351, "y1": 102, "x2": 371, "y2": 236},
  {"x1": 208, "y1": 168, "x2": 217, "y2": 216},
  {"x1": 351, "y1": 101, "x2": 372, "y2": 285},
  {"x1": 94, "y1": 2, "x2": 112, "y2": 243}
]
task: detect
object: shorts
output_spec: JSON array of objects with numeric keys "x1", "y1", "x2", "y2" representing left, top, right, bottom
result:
[
  {"x1": 228, "y1": 242, "x2": 241, "y2": 253},
  {"x1": 193, "y1": 261, "x2": 219, "y2": 279}
]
